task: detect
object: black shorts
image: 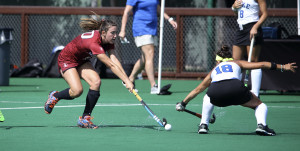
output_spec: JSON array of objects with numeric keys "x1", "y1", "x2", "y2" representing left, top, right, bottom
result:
[
  {"x1": 206, "y1": 79, "x2": 253, "y2": 107},
  {"x1": 233, "y1": 22, "x2": 264, "y2": 46}
]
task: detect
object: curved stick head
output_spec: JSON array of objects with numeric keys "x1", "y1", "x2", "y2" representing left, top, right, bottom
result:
[
  {"x1": 162, "y1": 118, "x2": 167, "y2": 126},
  {"x1": 209, "y1": 113, "x2": 216, "y2": 124}
]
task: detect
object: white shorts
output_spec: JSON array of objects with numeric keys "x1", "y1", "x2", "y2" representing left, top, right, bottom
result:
[{"x1": 134, "y1": 35, "x2": 158, "y2": 47}]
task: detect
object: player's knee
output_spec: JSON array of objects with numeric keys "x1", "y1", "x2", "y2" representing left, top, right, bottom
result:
[
  {"x1": 146, "y1": 52, "x2": 154, "y2": 60},
  {"x1": 70, "y1": 88, "x2": 83, "y2": 98},
  {"x1": 91, "y1": 78, "x2": 101, "y2": 89},
  {"x1": 143, "y1": 48, "x2": 155, "y2": 59}
]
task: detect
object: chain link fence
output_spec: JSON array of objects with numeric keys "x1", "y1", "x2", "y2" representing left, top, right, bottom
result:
[
  {"x1": 0, "y1": 8, "x2": 298, "y2": 77},
  {"x1": 0, "y1": 14, "x2": 21, "y2": 66}
]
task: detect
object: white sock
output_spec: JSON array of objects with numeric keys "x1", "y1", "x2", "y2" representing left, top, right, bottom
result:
[
  {"x1": 200, "y1": 94, "x2": 214, "y2": 125},
  {"x1": 251, "y1": 69, "x2": 262, "y2": 97},
  {"x1": 255, "y1": 103, "x2": 267, "y2": 126}
]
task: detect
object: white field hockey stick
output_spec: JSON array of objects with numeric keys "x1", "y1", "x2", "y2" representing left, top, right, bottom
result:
[
  {"x1": 132, "y1": 89, "x2": 167, "y2": 127},
  {"x1": 244, "y1": 37, "x2": 255, "y2": 87}
]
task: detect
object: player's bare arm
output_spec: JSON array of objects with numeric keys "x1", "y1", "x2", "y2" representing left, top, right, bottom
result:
[
  {"x1": 97, "y1": 53, "x2": 133, "y2": 91},
  {"x1": 232, "y1": 0, "x2": 242, "y2": 14},
  {"x1": 119, "y1": 5, "x2": 133, "y2": 39},
  {"x1": 250, "y1": 0, "x2": 268, "y2": 39},
  {"x1": 108, "y1": 49, "x2": 127, "y2": 76},
  {"x1": 183, "y1": 71, "x2": 212, "y2": 104},
  {"x1": 236, "y1": 60, "x2": 297, "y2": 72}
]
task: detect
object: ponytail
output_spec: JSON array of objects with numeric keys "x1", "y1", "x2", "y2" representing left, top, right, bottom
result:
[
  {"x1": 79, "y1": 18, "x2": 101, "y2": 31},
  {"x1": 79, "y1": 11, "x2": 117, "y2": 33}
]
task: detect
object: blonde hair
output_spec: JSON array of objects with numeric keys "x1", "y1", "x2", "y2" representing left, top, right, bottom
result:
[{"x1": 79, "y1": 11, "x2": 117, "y2": 33}]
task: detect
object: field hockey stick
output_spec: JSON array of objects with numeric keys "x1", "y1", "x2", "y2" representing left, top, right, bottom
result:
[
  {"x1": 132, "y1": 89, "x2": 167, "y2": 127},
  {"x1": 244, "y1": 37, "x2": 255, "y2": 87},
  {"x1": 183, "y1": 109, "x2": 216, "y2": 124},
  {"x1": 120, "y1": 37, "x2": 130, "y2": 44}
]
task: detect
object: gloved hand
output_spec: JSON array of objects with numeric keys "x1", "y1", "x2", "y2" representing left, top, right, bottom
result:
[{"x1": 176, "y1": 101, "x2": 187, "y2": 111}]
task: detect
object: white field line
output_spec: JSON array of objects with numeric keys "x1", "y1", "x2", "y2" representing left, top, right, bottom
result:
[
  {"x1": 0, "y1": 101, "x2": 299, "y2": 110},
  {"x1": 0, "y1": 103, "x2": 182, "y2": 110}
]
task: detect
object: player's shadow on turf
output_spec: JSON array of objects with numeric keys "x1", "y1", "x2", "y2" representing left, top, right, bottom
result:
[
  {"x1": 58, "y1": 125, "x2": 160, "y2": 130},
  {"x1": 99, "y1": 125, "x2": 159, "y2": 130},
  {"x1": 0, "y1": 90, "x2": 46, "y2": 93},
  {"x1": 1, "y1": 125, "x2": 159, "y2": 130},
  {"x1": 170, "y1": 90, "x2": 193, "y2": 93},
  {"x1": 264, "y1": 100, "x2": 300, "y2": 104},
  {"x1": 0, "y1": 126, "x2": 47, "y2": 130},
  {"x1": 8, "y1": 84, "x2": 41, "y2": 87},
  {"x1": 227, "y1": 132, "x2": 257, "y2": 135}
]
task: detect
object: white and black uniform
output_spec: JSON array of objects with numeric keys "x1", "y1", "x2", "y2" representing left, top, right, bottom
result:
[
  {"x1": 207, "y1": 62, "x2": 253, "y2": 107},
  {"x1": 233, "y1": 0, "x2": 263, "y2": 46}
]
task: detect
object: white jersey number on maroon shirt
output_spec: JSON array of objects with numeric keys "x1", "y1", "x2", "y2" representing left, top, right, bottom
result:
[{"x1": 81, "y1": 30, "x2": 95, "y2": 39}]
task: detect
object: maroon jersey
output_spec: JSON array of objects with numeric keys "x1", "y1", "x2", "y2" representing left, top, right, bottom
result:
[{"x1": 58, "y1": 30, "x2": 114, "y2": 72}]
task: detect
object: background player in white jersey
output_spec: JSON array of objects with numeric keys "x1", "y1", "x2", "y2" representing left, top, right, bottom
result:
[
  {"x1": 176, "y1": 45, "x2": 297, "y2": 136},
  {"x1": 231, "y1": 0, "x2": 268, "y2": 97}
]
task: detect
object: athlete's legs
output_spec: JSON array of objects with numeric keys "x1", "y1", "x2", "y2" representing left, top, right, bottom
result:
[
  {"x1": 241, "y1": 93, "x2": 261, "y2": 109},
  {"x1": 247, "y1": 45, "x2": 261, "y2": 62},
  {"x1": 140, "y1": 44, "x2": 156, "y2": 87},
  {"x1": 62, "y1": 68, "x2": 83, "y2": 98},
  {"x1": 200, "y1": 94, "x2": 214, "y2": 125},
  {"x1": 129, "y1": 55, "x2": 145, "y2": 82},
  {"x1": 233, "y1": 45, "x2": 247, "y2": 79},
  {"x1": 232, "y1": 45, "x2": 246, "y2": 60},
  {"x1": 44, "y1": 67, "x2": 81, "y2": 114},
  {"x1": 247, "y1": 45, "x2": 262, "y2": 97},
  {"x1": 78, "y1": 62, "x2": 101, "y2": 91},
  {"x1": 241, "y1": 93, "x2": 267, "y2": 126},
  {"x1": 78, "y1": 62, "x2": 101, "y2": 117}
]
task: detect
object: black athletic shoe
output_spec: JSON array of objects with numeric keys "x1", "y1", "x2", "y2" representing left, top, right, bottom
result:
[
  {"x1": 198, "y1": 124, "x2": 209, "y2": 134},
  {"x1": 256, "y1": 124, "x2": 276, "y2": 136}
]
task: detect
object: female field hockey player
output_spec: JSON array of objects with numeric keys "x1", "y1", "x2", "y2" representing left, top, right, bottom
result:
[
  {"x1": 44, "y1": 15, "x2": 134, "y2": 129},
  {"x1": 176, "y1": 45, "x2": 297, "y2": 136},
  {"x1": 232, "y1": 0, "x2": 268, "y2": 97}
]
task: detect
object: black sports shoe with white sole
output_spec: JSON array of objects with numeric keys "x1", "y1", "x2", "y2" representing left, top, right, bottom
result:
[
  {"x1": 198, "y1": 124, "x2": 209, "y2": 134},
  {"x1": 256, "y1": 124, "x2": 276, "y2": 136}
]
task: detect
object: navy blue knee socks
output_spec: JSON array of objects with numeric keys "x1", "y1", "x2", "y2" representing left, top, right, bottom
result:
[
  {"x1": 53, "y1": 88, "x2": 73, "y2": 100},
  {"x1": 83, "y1": 89, "x2": 100, "y2": 118}
]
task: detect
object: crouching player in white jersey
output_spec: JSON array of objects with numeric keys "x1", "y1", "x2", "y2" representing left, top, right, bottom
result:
[{"x1": 176, "y1": 45, "x2": 297, "y2": 136}]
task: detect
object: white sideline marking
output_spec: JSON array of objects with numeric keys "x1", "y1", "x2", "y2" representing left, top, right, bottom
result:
[
  {"x1": 0, "y1": 103, "x2": 298, "y2": 110},
  {"x1": 269, "y1": 105, "x2": 300, "y2": 109},
  {"x1": 0, "y1": 103, "x2": 179, "y2": 110},
  {"x1": 0, "y1": 101, "x2": 38, "y2": 104}
]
